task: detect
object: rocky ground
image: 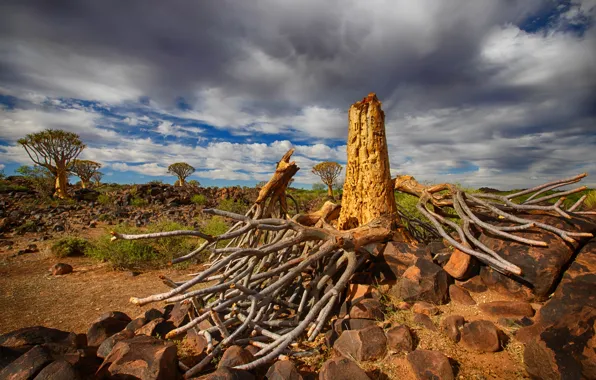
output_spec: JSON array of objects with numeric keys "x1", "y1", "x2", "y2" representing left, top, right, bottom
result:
[{"x1": 0, "y1": 180, "x2": 595, "y2": 379}]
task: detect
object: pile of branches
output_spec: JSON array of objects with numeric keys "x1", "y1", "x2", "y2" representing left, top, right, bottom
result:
[{"x1": 111, "y1": 150, "x2": 593, "y2": 377}]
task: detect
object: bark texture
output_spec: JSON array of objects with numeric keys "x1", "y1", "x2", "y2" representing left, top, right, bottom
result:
[
  {"x1": 338, "y1": 93, "x2": 397, "y2": 230},
  {"x1": 54, "y1": 169, "x2": 68, "y2": 199}
]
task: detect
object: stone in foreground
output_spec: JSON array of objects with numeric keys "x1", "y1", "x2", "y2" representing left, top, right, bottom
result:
[
  {"x1": 319, "y1": 357, "x2": 371, "y2": 380},
  {"x1": 407, "y1": 350, "x2": 454, "y2": 380},
  {"x1": 333, "y1": 325, "x2": 387, "y2": 362}
]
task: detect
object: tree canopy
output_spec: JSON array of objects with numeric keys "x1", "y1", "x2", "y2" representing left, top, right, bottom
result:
[
  {"x1": 168, "y1": 162, "x2": 195, "y2": 186},
  {"x1": 69, "y1": 159, "x2": 102, "y2": 188},
  {"x1": 312, "y1": 161, "x2": 343, "y2": 199}
]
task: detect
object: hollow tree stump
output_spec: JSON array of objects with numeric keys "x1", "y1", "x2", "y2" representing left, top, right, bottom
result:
[{"x1": 338, "y1": 93, "x2": 398, "y2": 230}]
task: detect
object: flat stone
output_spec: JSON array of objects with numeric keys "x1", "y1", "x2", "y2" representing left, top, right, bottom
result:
[
  {"x1": 440, "y1": 315, "x2": 465, "y2": 343},
  {"x1": 218, "y1": 345, "x2": 254, "y2": 369},
  {"x1": 456, "y1": 276, "x2": 487, "y2": 293},
  {"x1": 460, "y1": 320, "x2": 501, "y2": 353},
  {"x1": 0, "y1": 345, "x2": 53, "y2": 380},
  {"x1": 448, "y1": 285, "x2": 476, "y2": 306},
  {"x1": 407, "y1": 350, "x2": 454, "y2": 380},
  {"x1": 97, "y1": 329, "x2": 134, "y2": 358},
  {"x1": 413, "y1": 313, "x2": 437, "y2": 331},
  {"x1": 386, "y1": 325, "x2": 414, "y2": 352},
  {"x1": 333, "y1": 325, "x2": 387, "y2": 362},
  {"x1": 33, "y1": 359, "x2": 80, "y2": 380},
  {"x1": 443, "y1": 248, "x2": 476, "y2": 280},
  {"x1": 349, "y1": 299, "x2": 384, "y2": 320},
  {"x1": 0, "y1": 326, "x2": 83, "y2": 354},
  {"x1": 319, "y1": 357, "x2": 371, "y2": 380},
  {"x1": 479, "y1": 301, "x2": 535, "y2": 318},
  {"x1": 412, "y1": 302, "x2": 439, "y2": 316},
  {"x1": 265, "y1": 360, "x2": 303, "y2": 380}
]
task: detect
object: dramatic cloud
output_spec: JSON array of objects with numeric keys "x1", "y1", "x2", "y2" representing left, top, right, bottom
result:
[{"x1": 0, "y1": 0, "x2": 594, "y2": 188}]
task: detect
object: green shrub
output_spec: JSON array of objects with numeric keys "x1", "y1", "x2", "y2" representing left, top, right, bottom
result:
[
  {"x1": 201, "y1": 216, "x2": 231, "y2": 247},
  {"x1": 86, "y1": 220, "x2": 200, "y2": 270},
  {"x1": 15, "y1": 221, "x2": 37, "y2": 234},
  {"x1": 191, "y1": 194, "x2": 207, "y2": 206},
  {"x1": 584, "y1": 190, "x2": 596, "y2": 210},
  {"x1": 97, "y1": 194, "x2": 113, "y2": 206},
  {"x1": 51, "y1": 237, "x2": 89, "y2": 257},
  {"x1": 130, "y1": 196, "x2": 148, "y2": 207},
  {"x1": 217, "y1": 198, "x2": 249, "y2": 215}
]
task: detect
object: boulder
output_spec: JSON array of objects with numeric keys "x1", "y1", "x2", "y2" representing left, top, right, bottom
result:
[
  {"x1": 412, "y1": 302, "x2": 439, "y2": 316},
  {"x1": 406, "y1": 350, "x2": 454, "y2": 380},
  {"x1": 33, "y1": 359, "x2": 80, "y2": 380},
  {"x1": 197, "y1": 367, "x2": 255, "y2": 379},
  {"x1": 448, "y1": 285, "x2": 476, "y2": 306},
  {"x1": 386, "y1": 325, "x2": 414, "y2": 352},
  {"x1": 49, "y1": 263, "x2": 73, "y2": 275},
  {"x1": 455, "y1": 276, "x2": 487, "y2": 293},
  {"x1": 460, "y1": 320, "x2": 501, "y2": 353},
  {"x1": 521, "y1": 238, "x2": 596, "y2": 380},
  {"x1": 0, "y1": 326, "x2": 83, "y2": 354},
  {"x1": 440, "y1": 315, "x2": 465, "y2": 343},
  {"x1": 413, "y1": 313, "x2": 437, "y2": 331},
  {"x1": 443, "y1": 248, "x2": 478, "y2": 280},
  {"x1": 168, "y1": 302, "x2": 192, "y2": 328},
  {"x1": 218, "y1": 345, "x2": 254, "y2": 369},
  {"x1": 0, "y1": 345, "x2": 53, "y2": 380},
  {"x1": 319, "y1": 357, "x2": 370, "y2": 380},
  {"x1": 333, "y1": 325, "x2": 387, "y2": 362},
  {"x1": 390, "y1": 258, "x2": 450, "y2": 304},
  {"x1": 87, "y1": 313, "x2": 131, "y2": 347},
  {"x1": 349, "y1": 299, "x2": 384, "y2": 320},
  {"x1": 478, "y1": 211, "x2": 596, "y2": 299},
  {"x1": 265, "y1": 360, "x2": 303, "y2": 380},
  {"x1": 479, "y1": 301, "x2": 534, "y2": 318},
  {"x1": 325, "y1": 319, "x2": 377, "y2": 348},
  {"x1": 96, "y1": 335, "x2": 179, "y2": 379},
  {"x1": 97, "y1": 329, "x2": 134, "y2": 359},
  {"x1": 373, "y1": 241, "x2": 426, "y2": 282}
]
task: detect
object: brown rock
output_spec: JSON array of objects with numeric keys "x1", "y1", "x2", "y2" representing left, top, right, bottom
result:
[
  {"x1": 344, "y1": 284, "x2": 378, "y2": 304},
  {"x1": 333, "y1": 325, "x2": 387, "y2": 361},
  {"x1": 218, "y1": 345, "x2": 254, "y2": 369},
  {"x1": 96, "y1": 335, "x2": 178, "y2": 379},
  {"x1": 197, "y1": 367, "x2": 255, "y2": 379},
  {"x1": 391, "y1": 258, "x2": 450, "y2": 304},
  {"x1": 448, "y1": 285, "x2": 476, "y2": 305},
  {"x1": 97, "y1": 329, "x2": 134, "y2": 358},
  {"x1": 460, "y1": 320, "x2": 501, "y2": 353},
  {"x1": 443, "y1": 248, "x2": 476, "y2": 280},
  {"x1": 478, "y1": 211, "x2": 596, "y2": 299},
  {"x1": 522, "y1": 238, "x2": 596, "y2": 380},
  {"x1": 168, "y1": 302, "x2": 192, "y2": 328},
  {"x1": 349, "y1": 299, "x2": 384, "y2": 320},
  {"x1": 179, "y1": 329, "x2": 207, "y2": 368},
  {"x1": 413, "y1": 313, "x2": 437, "y2": 331},
  {"x1": 265, "y1": 360, "x2": 303, "y2": 380},
  {"x1": 87, "y1": 315, "x2": 130, "y2": 347},
  {"x1": 0, "y1": 326, "x2": 83, "y2": 354},
  {"x1": 144, "y1": 308, "x2": 164, "y2": 322},
  {"x1": 386, "y1": 325, "x2": 414, "y2": 352},
  {"x1": 135, "y1": 317, "x2": 165, "y2": 336},
  {"x1": 456, "y1": 276, "x2": 487, "y2": 293},
  {"x1": 326, "y1": 319, "x2": 377, "y2": 348},
  {"x1": 440, "y1": 315, "x2": 465, "y2": 343},
  {"x1": 0, "y1": 345, "x2": 53, "y2": 380},
  {"x1": 33, "y1": 359, "x2": 80, "y2": 380},
  {"x1": 49, "y1": 263, "x2": 73, "y2": 275},
  {"x1": 125, "y1": 317, "x2": 147, "y2": 332},
  {"x1": 406, "y1": 350, "x2": 454, "y2": 380},
  {"x1": 373, "y1": 241, "x2": 425, "y2": 282},
  {"x1": 412, "y1": 302, "x2": 439, "y2": 316},
  {"x1": 479, "y1": 301, "x2": 535, "y2": 318},
  {"x1": 479, "y1": 267, "x2": 533, "y2": 300},
  {"x1": 319, "y1": 357, "x2": 370, "y2": 380}
]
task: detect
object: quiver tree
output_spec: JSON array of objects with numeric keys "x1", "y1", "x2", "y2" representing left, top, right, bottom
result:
[
  {"x1": 18, "y1": 129, "x2": 85, "y2": 198},
  {"x1": 90, "y1": 171, "x2": 103, "y2": 187},
  {"x1": 312, "y1": 161, "x2": 342, "y2": 200},
  {"x1": 111, "y1": 93, "x2": 593, "y2": 377},
  {"x1": 168, "y1": 162, "x2": 195, "y2": 186},
  {"x1": 69, "y1": 159, "x2": 102, "y2": 188}
]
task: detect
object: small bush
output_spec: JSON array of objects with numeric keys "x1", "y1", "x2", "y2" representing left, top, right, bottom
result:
[
  {"x1": 130, "y1": 196, "x2": 148, "y2": 207},
  {"x1": 97, "y1": 194, "x2": 113, "y2": 206},
  {"x1": 15, "y1": 221, "x2": 37, "y2": 234},
  {"x1": 584, "y1": 190, "x2": 596, "y2": 210},
  {"x1": 51, "y1": 237, "x2": 89, "y2": 257},
  {"x1": 217, "y1": 198, "x2": 249, "y2": 215},
  {"x1": 191, "y1": 194, "x2": 207, "y2": 206}
]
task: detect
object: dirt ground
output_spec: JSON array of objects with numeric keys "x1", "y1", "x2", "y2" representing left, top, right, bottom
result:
[
  {"x1": 0, "y1": 226, "x2": 530, "y2": 379},
  {"x1": 0, "y1": 226, "x2": 197, "y2": 334}
]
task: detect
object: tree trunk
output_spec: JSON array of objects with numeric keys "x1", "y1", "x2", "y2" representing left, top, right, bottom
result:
[
  {"x1": 326, "y1": 184, "x2": 334, "y2": 200},
  {"x1": 338, "y1": 93, "x2": 398, "y2": 230},
  {"x1": 81, "y1": 180, "x2": 87, "y2": 189},
  {"x1": 177, "y1": 178, "x2": 185, "y2": 187},
  {"x1": 54, "y1": 169, "x2": 69, "y2": 199}
]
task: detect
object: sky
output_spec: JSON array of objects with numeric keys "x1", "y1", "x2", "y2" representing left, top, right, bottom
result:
[{"x1": 0, "y1": 0, "x2": 595, "y2": 190}]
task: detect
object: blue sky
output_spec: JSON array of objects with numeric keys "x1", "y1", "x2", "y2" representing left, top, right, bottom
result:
[{"x1": 1, "y1": 0, "x2": 595, "y2": 189}]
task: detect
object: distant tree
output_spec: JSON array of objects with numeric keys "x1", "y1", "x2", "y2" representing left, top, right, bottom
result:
[
  {"x1": 312, "y1": 161, "x2": 343, "y2": 200},
  {"x1": 69, "y1": 159, "x2": 102, "y2": 188},
  {"x1": 18, "y1": 129, "x2": 85, "y2": 198},
  {"x1": 168, "y1": 162, "x2": 195, "y2": 186},
  {"x1": 188, "y1": 179, "x2": 201, "y2": 187},
  {"x1": 256, "y1": 181, "x2": 268, "y2": 188},
  {"x1": 91, "y1": 171, "x2": 104, "y2": 187},
  {"x1": 0, "y1": 170, "x2": 5, "y2": 180},
  {"x1": 312, "y1": 183, "x2": 326, "y2": 192},
  {"x1": 16, "y1": 165, "x2": 55, "y2": 196}
]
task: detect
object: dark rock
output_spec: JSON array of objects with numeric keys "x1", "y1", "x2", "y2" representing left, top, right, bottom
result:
[
  {"x1": 460, "y1": 320, "x2": 501, "y2": 353},
  {"x1": 413, "y1": 313, "x2": 437, "y2": 331},
  {"x1": 87, "y1": 315, "x2": 130, "y2": 347},
  {"x1": 407, "y1": 350, "x2": 454, "y2": 380},
  {"x1": 373, "y1": 241, "x2": 424, "y2": 282},
  {"x1": 0, "y1": 345, "x2": 53, "y2": 380},
  {"x1": 390, "y1": 258, "x2": 450, "y2": 304},
  {"x1": 386, "y1": 325, "x2": 414, "y2": 352},
  {"x1": 349, "y1": 299, "x2": 384, "y2": 320},
  {"x1": 0, "y1": 326, "x2": 83, "y2": 354},
  {"x1": 49, "y1": 263, "x2": 73, "y2": 275},
  {"x1": 33, "y1": 359, "x2": 80, "y2": 380},
  {"x1": 478, "y1": 211, "x2": 596, "y2": 299},
  {"x1": 168, "y1": 302, "x2": 192, "y2": 328},
  {"x1": 479, "y1": 267, "x2": 533, "y2": 300},
  {"x1": 97, "y1": 329, "x2": 134, "y2": 359},
  {"x1": 218, "y1": 345, "x2": 254, "y2": 369},
  {"x1": 448, "y1": 285, "x2": 476, "y2": 306},
  {"x1": 125, "y1": 317, "x2": 147, "y2": 332},
  {"x1": 0, "y1": 346, "x2": 21, "y2": 370},
  {"x1": 96, "y1": 335, "x2": 178, "y2": 379},
  {"x1": 135, "y1": 317, "x2": 166, "y2": 336},
  {"x1": 479, "y1": 300, "x2": 534, "y2": 318},
  {"x1": 145, "y1": 308, "x2": 164, "y2": 322},
  {"x1": 318, "y1": 357, "x2": 370, "y2": 380},
  {"x1": 179, "y1": 329, "x2": 207, "y2": 368},
  {"x1": 456, "y1": 276, "x2": 487, "y2": 293},
  {"x1": 412, "y1": 302, "x2": 439, "y2": 316},
  {"x1": 440, "y1": 315, "x2": 465, "y2": 343},
  {"x1": 53, "y1": 224, "x2": 65, "y2": 232},
  {"x1": 61, "y1": 347, "x2": 102, "y2": 378},
  {"x1": 521, "y1": 238, "x2": 596, "y2": 380},
  {"x1": 265, "y1": 360, "x2": 303, "y2": 380},
  {"x1": 197, "y1": 366, "x2": 255, "y2": 379},
  {"x1": 333, "y1": 325, "x2": 387, "y2": 361}
]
